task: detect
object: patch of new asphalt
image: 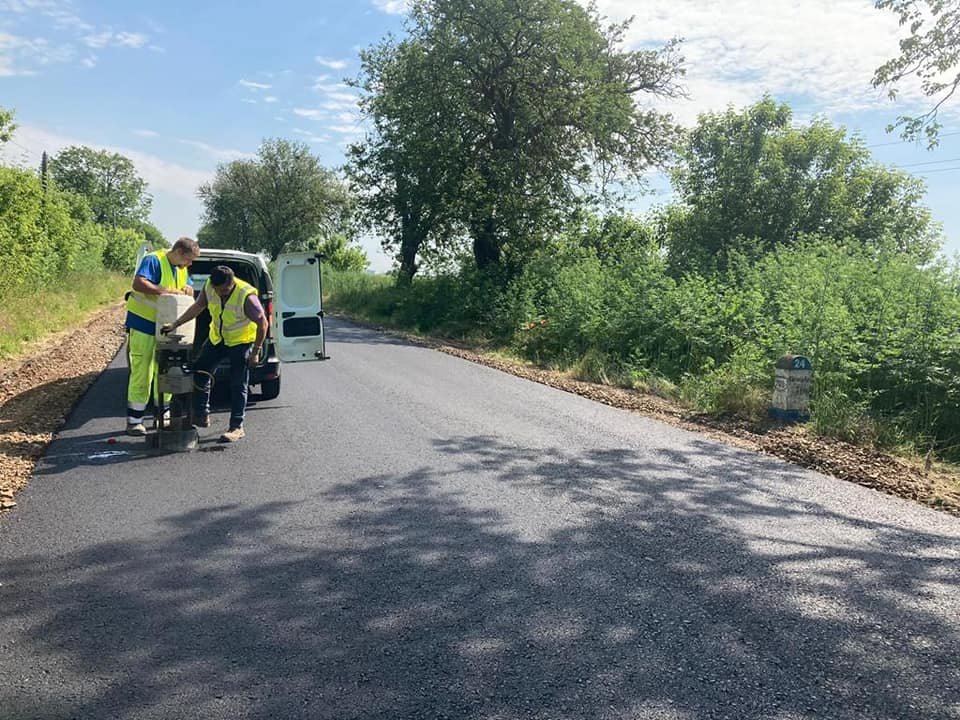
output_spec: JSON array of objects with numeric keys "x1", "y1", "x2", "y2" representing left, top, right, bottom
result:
[{"x1": 1, "y1": 318, "x2": 958, "y2": 719}]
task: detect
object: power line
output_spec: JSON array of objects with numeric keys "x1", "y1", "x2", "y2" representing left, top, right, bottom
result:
[
  {"x1": 913, "y1": 166, "x2": 960, "y2": 176},
  {"x1": 896, "y1": 156, "x2": 960, "y2": 169}
]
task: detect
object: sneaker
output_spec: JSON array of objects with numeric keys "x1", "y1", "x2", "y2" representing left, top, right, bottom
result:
[
  {"x1": 219, "y1": 426, "x2": 245, "y2": 443},
  {"x1": 193, "y1": 415, "x2": 210, "y2": 428},
  {"x1": 126, "y1": 422, "x2": 146, "y2": 437}
]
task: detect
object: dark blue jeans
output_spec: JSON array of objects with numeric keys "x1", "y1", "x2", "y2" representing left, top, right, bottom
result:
[{"x1": 192, "y1": 340, "x2": 253, "y2": 430}]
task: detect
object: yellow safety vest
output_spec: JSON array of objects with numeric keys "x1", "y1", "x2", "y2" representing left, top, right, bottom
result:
[
  {"x1": 126, "y1": 250, "x2": 188, "y2": 323},
  {"x1": 206, "y1": 278, "x2": 258, "y2": 346}
]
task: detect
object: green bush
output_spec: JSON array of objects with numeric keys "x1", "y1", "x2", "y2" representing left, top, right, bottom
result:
[
  {"x1": 327, "y1": 229, "x2": 960, "y2": 461},
  {"x1": 103, "y1": 226, "x2": 143, "y2": 273},
  {"x1": 0, "y1": 165, "x2": 143, "y2": 291}
]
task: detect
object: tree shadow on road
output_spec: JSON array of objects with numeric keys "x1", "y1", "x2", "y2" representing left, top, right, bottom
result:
[{"x1": 1, "y1": 435, "x2": 958, "y2": 719}]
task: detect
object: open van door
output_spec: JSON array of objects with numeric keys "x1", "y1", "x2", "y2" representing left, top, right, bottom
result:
[{"x1": 273, "y1": 252, "x2": 328, "y2": 362}]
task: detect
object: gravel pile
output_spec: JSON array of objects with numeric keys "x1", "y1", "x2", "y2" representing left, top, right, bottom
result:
[{"x1": 0, "y1": 303, "x2": 126, "y2": 510}]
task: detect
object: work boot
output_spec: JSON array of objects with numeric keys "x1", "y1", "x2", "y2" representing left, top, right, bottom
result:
[
  {"x1": 220, "y1": 426, "x2": 245, "y2": 443},
  {"x1": 126, "y1": 422, "x2": 146, "y2": 437},
  {"x1": 193, "y1": 415, "x2": 210, "y2": 428}
]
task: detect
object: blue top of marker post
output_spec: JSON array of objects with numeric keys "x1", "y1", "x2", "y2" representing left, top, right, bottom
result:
[{"x1": 775, "y1": 354, "x2": 812, "y2": 371}]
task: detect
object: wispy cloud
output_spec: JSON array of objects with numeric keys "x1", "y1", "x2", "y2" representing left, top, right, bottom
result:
[
  {"x1": 293, "y1": 108, "x2": 325, "y2": 120},
  {"x1": 584, "y1": 0, "x2": 937, "y2": 125},
  {"x1": 1, "y1": 1, "x2": 153, "y2": 71},
  {"x1": 315, "y1": 56, "x2": 349, "y2": 70},
  {"x1": 263, "y1": 95, "x2": 278, "y2": 103},
  {"x1": 84, "y1": 29, "x2": 150, "y2": 50},
  {"x1": 0, "y1": 30, "x2": 73, "y2": 74},
  {"x1": 293, "y1": 128, "x2": 331, "y2": 144},
  {"x1": 0, "y1": 0, "x2": 92, "y2": 31},
  {"x1": 0, "y1": 123, "x2": 211, "y2": 199},
  {"x1": 115, "y1": 31, "x2": 148, "y2": 48},
  {"x1": 178, "y1": 139, "x2": 252, "y2": 162},
  {"x1": 239, "y1": 79, "x2": 271, "y2": 90},
  {"x1": 134, "y1": 129, "x2": 159, "y2": 138},
  {"x1": 371, "y1": 0, "x2": 408, "y2": 15}
]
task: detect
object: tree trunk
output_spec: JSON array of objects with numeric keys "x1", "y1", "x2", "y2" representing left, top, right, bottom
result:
[
  {"x1": 396, "y1": 216, "x2": 422, "y2": 285},
  {"x1": 472, "y1": 215, "x2": 500, "y2": 268}
]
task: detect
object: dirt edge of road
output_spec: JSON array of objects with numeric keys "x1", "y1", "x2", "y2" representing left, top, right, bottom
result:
[
  {"x1": 0, "y1": 302, "x2": 127, "y2": 511},
  {"x1": 331, "y1": 312, "x2": 960, "y2": 517}
]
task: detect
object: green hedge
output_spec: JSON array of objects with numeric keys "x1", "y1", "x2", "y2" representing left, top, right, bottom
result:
[
  {"x1": 0, "y1": 166, "x2": 141, "y2": 298},
  {"x1": 325, "y1": 238, "x2": 960, "y2": 461}
]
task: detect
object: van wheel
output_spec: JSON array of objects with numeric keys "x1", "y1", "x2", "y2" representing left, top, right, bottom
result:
[{"x1": 259, "y1": 378, "x2": 280, "y2": 400}]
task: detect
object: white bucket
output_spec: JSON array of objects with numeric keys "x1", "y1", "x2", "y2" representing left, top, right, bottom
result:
[{"x1": 155, "y1": 294, "x2": 196, "y2": 346}]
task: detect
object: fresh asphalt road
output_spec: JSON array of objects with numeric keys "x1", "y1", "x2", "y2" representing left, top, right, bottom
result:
[{"x1": 1, "y1": 318, "x2": 958, "y2": 720}]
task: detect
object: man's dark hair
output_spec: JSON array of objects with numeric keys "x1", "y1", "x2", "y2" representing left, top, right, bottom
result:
[
  {"x1": 172, "y1": 236, "x2": 199, "y2": 255},
  {"x1": 210, "y1": 265, "x2": 235, "y2": 286}
]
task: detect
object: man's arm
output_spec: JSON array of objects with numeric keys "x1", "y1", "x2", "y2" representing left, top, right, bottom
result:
[{"x1": 245, "y1": 295, "x2": 269, "y2": 366}]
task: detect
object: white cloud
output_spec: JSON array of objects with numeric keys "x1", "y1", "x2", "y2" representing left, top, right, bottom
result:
[
  {"x1": 0, "y1": 124, "x2": 211, "y2": 200},
  {"x1": 84, "y1": 30, "x2": 149, "y2": 50},
  {"x1": 0, "y1": 2, "x2": 151, "y2": 73},
  {"x1": 239, "y1": 79, "x2": 271, "y2": 90},
  {"x1": 294, "y1": 128, "x2": 331, "y2": 144},
  {"x1": 315, "y1": 56, "x2": 349, "y2": 70},
  {"x1": 293, "y1": 108, "x2": 326, "y2": 120},
  {"x1": 178, "y1": 139, "x2": 252, "y2": 161},
  {"x1": 0, "y1": 0, "x2": 92, "y2": 31},
  {"x1": 133, "y1": 129, "x2": 158, "y2": 138},
  {"x1": 240, "y1": 98, "x2": 258, "y2": 105},
  {"x1": 371, "y1": 0, "x2": 408, "y2": 14},
  {"x1": 263, "y1": 95, "x2": 278, "y2": 103},
  {"x1": 583, "y1": 0, "x2": 937, "y2": 125},
  {"x1": 115, "y1": 31, "x2": 148, "y2": 48},
  {"x1": 82, "y1": 32, "x2": 113, "y2": 49},
  {"x1": 0, "y1": 30, "x2": 73, "y2": 73}
]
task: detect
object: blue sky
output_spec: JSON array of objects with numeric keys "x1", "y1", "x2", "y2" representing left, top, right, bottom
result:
[{"x1": 2, "y1": 0, "x2": 960, "y2": 271}]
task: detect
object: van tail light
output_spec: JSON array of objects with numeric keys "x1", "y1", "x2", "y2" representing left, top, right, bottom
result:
[{"x1": 264, "y1": 299, "x2": 274, "y2": 332}]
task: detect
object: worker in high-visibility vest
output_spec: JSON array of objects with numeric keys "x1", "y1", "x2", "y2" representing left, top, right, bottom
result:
[
  {"x1": 161, "y1": 265, "x2": 268, "y2": 443},
  {"x1": 124, "y1": 237, "x2": 199, "y2": 435}
]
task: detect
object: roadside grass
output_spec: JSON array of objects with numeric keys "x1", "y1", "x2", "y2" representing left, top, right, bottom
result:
[{"x1": 0, "y1": 272, "x2": 130, "y2": 361}]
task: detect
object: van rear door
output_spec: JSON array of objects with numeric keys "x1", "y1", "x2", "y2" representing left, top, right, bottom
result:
[{"x1": 273, "y1": 252, "x2": 327, "y2": 362}]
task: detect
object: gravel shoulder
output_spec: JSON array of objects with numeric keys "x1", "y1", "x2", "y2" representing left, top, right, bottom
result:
[{"x1": 0, "y1": 302, "x2": 126, "y2": 509}]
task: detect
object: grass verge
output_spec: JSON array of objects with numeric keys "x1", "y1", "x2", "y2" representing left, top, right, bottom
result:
[{"x1": 0, "y1": 272, "x2": 130, "y2": 361}]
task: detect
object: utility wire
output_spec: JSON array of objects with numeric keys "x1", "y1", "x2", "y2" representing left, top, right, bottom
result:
[
  {"x1": 895, "y1": 156, "x2": 960, "y2": 168},
  {"x1": 912, "y1": 166, "x2": 960, "y2": 176}
]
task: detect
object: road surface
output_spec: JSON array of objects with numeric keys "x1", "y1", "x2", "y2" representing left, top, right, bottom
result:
[{"x1": 1, "y1": 318, "x2": 959, "y2": 719}]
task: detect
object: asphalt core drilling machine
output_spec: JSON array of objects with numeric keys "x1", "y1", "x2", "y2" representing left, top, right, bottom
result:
[{"x1": 149, "y1": 294, "x2": 199, "y2": 452}]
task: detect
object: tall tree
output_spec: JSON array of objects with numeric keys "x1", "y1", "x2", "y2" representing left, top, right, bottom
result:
[
  {"x1": 48, "y1": 146, "x2": 151, "y2": 226},
  {"x1": 349, "y1": 39, "x2": 465, "y2": 282},
  {"x1": 351, "y1": 0, "x2": 684, "y2": 276},
  {"x1": 873, "y1": 0, "x2": 960, "y2": 147},
  {"x1": 199, "y1": 139, "x2": 353, "y2": 260},
  {"x1": 666, "y1": 98, "x2": 939, "y2": 273}
]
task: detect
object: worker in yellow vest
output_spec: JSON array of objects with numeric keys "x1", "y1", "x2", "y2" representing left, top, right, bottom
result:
[
  {"x1": 125, "y1": 237, "x2": 199, "y2": 436},
  {"x1": 161, "y1": 265, "x2": 269, "y2": 443}
]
